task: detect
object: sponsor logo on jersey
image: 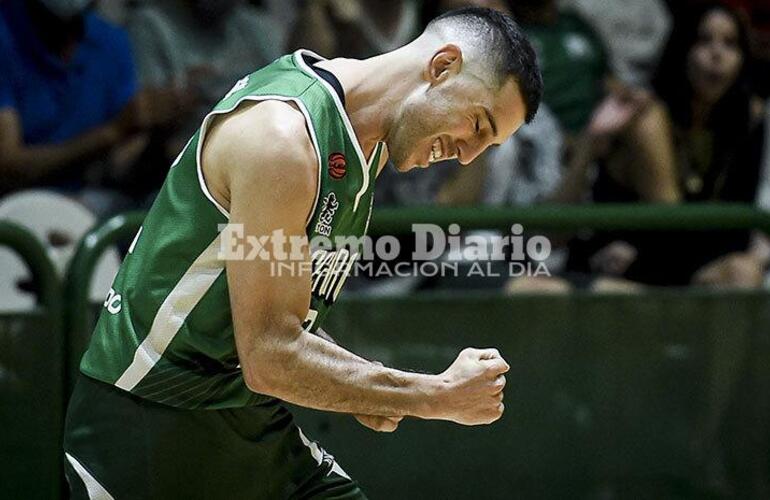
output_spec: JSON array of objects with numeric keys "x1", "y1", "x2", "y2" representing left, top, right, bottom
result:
[
  {"x1": 328, "y1": 152, "x2": 347, "y2": 180},
  {"x1": 314, "y1": 192, "x2": 339, "y2": 236},
  {"x1": 104, "y1": 287, "x2": 122, "y2": 314},
  {"x1": 310, "y1": 247, "x2": 358, "y2": 305}
]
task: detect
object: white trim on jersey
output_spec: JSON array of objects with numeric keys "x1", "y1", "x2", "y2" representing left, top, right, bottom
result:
[
  {"x1": 293, "y1": 49, "x2": 379, "y2": 212},
  {"x1": 194, "y1": 93, "x2": 325, "y2": 228},
  {"x1": 114, "y1": 235, "x2": 224, "y2": 391},
  {"x1": 65, "y1": 452, "x2": 115, "y2": 500}
]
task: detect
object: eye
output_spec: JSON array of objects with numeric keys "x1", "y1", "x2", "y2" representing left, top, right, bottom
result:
[{"x1": 474, "y1": 117, "x2": 480, "y2": 134}]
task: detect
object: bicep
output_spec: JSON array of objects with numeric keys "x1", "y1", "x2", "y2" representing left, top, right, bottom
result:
[
  {"x1": 225, "y1": 181, "x2": 313, "y2": 351},
  {"x1": 207, "y1": 102, "x2": 318, "y2": 356}
]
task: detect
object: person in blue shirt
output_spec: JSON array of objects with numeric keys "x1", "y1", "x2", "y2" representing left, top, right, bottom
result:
[{"x1": 0, "y1": 0, "x2": 182, "y2": 200}]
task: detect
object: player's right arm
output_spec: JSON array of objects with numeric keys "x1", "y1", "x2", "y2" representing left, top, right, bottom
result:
[{"x1": 203, "y1": 100, "x2": 508, "y2": 425}]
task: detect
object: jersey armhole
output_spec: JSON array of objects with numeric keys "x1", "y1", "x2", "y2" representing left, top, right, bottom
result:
[{"x1": 196, "y1": 95, "x2": 324, "y2": 226}]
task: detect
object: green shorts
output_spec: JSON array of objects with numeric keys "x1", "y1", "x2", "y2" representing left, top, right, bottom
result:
[{"x1": 63, "y1": 374, "x2": 365, "y2": 499}]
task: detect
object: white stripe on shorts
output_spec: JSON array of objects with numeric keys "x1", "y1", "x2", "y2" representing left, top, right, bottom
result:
[
  {"x1": 298, "y1": 427, "x2": 350, "y2": 479},
  {"x1": 65, "y1": 452, "x2": 115, "y2": 500}
]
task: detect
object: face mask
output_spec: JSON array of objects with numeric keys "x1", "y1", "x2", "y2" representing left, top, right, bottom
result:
[{"x1": 36, "y1": 0, "x2": 92, "y2": 20}]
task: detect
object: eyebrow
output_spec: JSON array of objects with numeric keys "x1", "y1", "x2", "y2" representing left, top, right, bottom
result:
[{"x1": 483, "y1": 107, "x2": 498, "y2": 140}]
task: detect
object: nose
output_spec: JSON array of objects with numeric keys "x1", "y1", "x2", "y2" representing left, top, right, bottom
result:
[
  {"x1": 457, "y1": 139, "x2": 487, "y2": 166},
  {"x1": 708, "y1": 40, "x2": 727, "y2": 64}
]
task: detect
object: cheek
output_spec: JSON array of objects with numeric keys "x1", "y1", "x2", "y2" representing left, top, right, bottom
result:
[
  {"x1": 687, "y1": 47, "x2": 712, "y2": 92},
  {"x1": 723, "y1": 50, "x2": 743, "y2": 80},
  {"x1": 688, "y1": 46, "x2": 708, "y2": 75}
]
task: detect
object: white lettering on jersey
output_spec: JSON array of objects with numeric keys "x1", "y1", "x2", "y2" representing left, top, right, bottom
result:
[
  {"x1": 310, "y1": 248, "x2": 358, "y2": 303},
  {"x1": 314, "y1": 192, "x2": 339, "y2": 237},
  {"x1": 104, "y1": 287, "x2": 122, "y2": 314}
]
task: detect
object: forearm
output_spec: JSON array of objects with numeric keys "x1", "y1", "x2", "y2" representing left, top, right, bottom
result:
[
  {"x1": 244, "y1": 329, "x2": 442, "y2": 419},
  {"x1": 1, "y1": 123, "x2": 121, "y2": 183}
]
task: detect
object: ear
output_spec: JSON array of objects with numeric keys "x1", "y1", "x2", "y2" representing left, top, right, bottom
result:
[{"x1": 426, "y1": 44, "x2": 463, "y2": 86}]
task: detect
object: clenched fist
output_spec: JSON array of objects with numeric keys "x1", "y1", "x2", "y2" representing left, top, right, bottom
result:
[{"x1": 434, "y1": 348, "x2": 509, "y2": 426}]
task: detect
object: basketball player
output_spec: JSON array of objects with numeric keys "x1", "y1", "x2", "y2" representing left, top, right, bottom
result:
[{"x1": 64, "y1": 7, "x2": 542, "y2": 499}]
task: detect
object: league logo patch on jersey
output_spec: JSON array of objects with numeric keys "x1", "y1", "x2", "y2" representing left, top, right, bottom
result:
[{"x1": 328, "y1": 152, "x2": 347, "y2": 180}]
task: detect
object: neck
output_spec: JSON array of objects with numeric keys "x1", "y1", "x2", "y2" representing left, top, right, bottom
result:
[
  {"x1": 315, "y1": 47, "x2": 419, "y2": 158},
  {"x1": 691, "y1": 95, "x2": 714, "y2": 129}
]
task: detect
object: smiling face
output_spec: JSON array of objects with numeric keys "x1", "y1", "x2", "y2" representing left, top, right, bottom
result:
[
  {"x1": 687, "y1": 9, "x2": 745, "y2": 105},
  {"x1": 386, "y1": 45, "x2": 527, "y2": 172}
]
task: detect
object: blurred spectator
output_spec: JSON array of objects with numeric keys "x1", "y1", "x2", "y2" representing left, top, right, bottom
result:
[
  {"x1": 374, "y1": 164, "x2": 451, "y2": 207},
  {"x1": 96, "y1": 0, "x2": 131, "y2": 25},
  {"x1": 288, "y1": 0, "x2": 420, "y2": 58},
  {"x1": 424, "y1": 104, "x2": 563, "y2": 207},
  {"x1": 721, "y1": 0, "x2": 770, "y2": 99},
  {"x1": 0, "y1": 0, "x2": 172, "y2": 214},
  {"x1": 125, "y1": 0, "x2": 283, "y2": 196},
  {"x1": 544, "y1": 3, "x2": 766, "y2": 289},
  {"x1": 507, "y1": 0, "x2": 609, "y2": 135},
  {"x1": 259, "y1": 0, "x2": 299, "y2": 48},
  {"x1": 482, "y1": 105, "x2": 563, "y2": 206},
  {"x1": 559, "y1": 0, "x2": 671, "y2": 86}
]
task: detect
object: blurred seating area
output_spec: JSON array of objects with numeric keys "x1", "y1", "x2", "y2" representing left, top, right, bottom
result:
[
  {"x1": 0, "y1": 0, "x2": 768, "y2": 293},
  {"x1": 1, "y1": 2, "x2": 770, "y2": 499}
]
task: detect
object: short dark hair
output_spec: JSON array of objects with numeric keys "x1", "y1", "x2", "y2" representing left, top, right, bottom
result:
[{"x1": 428, "y1": 7, "x2": 543, "y2": 123}]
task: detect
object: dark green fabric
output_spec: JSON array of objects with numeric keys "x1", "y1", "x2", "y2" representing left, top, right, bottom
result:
[
  {"x1": 522, "y1": 11, "x2": 608, "y2": 133},
  {"x1": 64, "y1": 375, "x2": 366, "y2": 500}
]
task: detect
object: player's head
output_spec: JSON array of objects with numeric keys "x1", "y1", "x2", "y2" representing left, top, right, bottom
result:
[{"x1": 386, "y1": 7, "x2": 542, "y2": 172}]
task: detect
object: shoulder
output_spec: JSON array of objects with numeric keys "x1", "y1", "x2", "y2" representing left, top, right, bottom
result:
[
  {"x1": 206, "y1": 99, "x2": 318, "y2": 200},
  {"x1": 230, "y1": 99, "x2": 316, "y2": 166}
]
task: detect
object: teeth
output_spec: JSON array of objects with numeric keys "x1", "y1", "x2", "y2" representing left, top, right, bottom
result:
[{"x1": 430, "y1": 139, "x2": 442, "y2": 163}]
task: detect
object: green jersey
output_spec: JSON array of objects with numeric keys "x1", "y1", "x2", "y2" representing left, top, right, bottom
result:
[{"x1": 80, "y1": 50, "x2": 384, "y2": 409}]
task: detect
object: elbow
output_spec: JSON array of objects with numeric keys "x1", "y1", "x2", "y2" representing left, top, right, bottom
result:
[
  {"x1": 240, "y1": 338, "x2": 298, "y2": 396},
  {"x1": 243, "y1": 366, "x2": 275, "y2": 395}
]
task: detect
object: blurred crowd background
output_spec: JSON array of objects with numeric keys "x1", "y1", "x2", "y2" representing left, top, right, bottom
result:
[
  {"x1": 1, "y1": 0, "x2": 770, "y2": 293},
  {"x1": 2, "y1": 2, "x2": 770, "y2": 499}
]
